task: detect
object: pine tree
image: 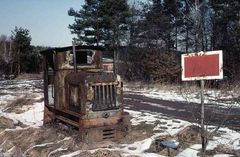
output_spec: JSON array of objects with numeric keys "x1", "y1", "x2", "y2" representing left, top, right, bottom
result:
[
  {"x1": 209, "y1": 0, "x2": 240, "y2": 81},
  {"x1": 68, "y1": 0, "x2": 103, "y2": 46},
  {"x1": 11, "y1": 27, "x2": 32, "y2": 75},
  {"x1": 131, "y1": 0, "x2": 173, "y2": 49},
  {"x1": 163, "y1": 0, "x2": 182, "y2": 51},
  {"x1": 68, "y1": 0, "x2": 130, "y2": 48}
]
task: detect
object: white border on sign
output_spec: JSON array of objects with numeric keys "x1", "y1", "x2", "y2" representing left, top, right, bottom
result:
[{"x1": 181, "y1": 50, "x2": 223, "y2": 81}]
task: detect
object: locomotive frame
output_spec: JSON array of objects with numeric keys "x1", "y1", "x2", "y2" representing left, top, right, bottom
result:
[{"x1": 40, "y1": 45, "x2": 130, "y2": 142}]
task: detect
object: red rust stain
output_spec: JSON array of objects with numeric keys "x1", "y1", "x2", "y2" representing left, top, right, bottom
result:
[{"x1": 184, "y1": 54, "x2": 219, "y2": 77}]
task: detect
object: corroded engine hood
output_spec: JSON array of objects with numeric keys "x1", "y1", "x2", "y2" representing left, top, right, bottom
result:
[{"x1": 65, "y1": 72, "x2": 117, "y2": 85}]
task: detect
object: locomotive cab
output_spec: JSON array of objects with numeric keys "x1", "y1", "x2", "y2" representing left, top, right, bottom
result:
[{"x1": 41, "y1": 45, "x2": 130, "y2": 142}]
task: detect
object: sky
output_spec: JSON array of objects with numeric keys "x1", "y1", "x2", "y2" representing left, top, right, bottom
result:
[{"x1": 0, "y1": 0, "x2": 84, "y2": 47}]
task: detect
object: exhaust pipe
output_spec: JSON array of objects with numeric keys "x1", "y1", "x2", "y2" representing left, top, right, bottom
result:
[{"x1": 72, "y1": 41, "x2": 77, "y2": 73}]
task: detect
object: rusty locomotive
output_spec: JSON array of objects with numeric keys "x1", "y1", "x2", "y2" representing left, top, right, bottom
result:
[{"x1": 40, "y1": 44, "x2": 130, "y2": 142}]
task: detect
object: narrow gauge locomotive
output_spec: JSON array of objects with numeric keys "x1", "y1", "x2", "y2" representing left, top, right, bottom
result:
[{"x1": 40, "y1": 45, "x2": 130, "y2": 142}]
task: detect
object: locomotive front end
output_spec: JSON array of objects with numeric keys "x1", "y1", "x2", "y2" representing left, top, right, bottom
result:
[{"x1": 41, "y1": 45, "x2": 130, "y2": 142}]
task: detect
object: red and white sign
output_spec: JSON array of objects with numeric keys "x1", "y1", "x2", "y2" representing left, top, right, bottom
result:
[{"x1": 181, "y1": 50, "x2": 223, "y2": 81}]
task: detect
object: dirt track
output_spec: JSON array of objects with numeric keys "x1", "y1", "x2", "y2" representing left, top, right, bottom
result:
[{"x1": 124, "y1": 90, "x2": 240, "y2": 131}]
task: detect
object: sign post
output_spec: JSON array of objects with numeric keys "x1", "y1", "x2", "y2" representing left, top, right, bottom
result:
[
  {"x1": 200, "y1": 79, "x2": 205, "y2": 153},
  {"x1": 181, "y1": 50, "x2": 223, "y2": 156}
]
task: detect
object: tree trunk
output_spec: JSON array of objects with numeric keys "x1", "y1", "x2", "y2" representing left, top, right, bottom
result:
[
  {"x1": 175, "y1": 24, "x2": 178, "y2": 51},
  {"x1": 4, "y1": 41, "x2": 7, "y2": 58},
  {"x1": 185, "y1": 0, "x2": 189, "y2": 53},
  {"x1": 186, "y1": 25, "x2": 189, "y2": 53},
  {"x1": 17, "y1": 49, "x2": 20, "y2": 76}
]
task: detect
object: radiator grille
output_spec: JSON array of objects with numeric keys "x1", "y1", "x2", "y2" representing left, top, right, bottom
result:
[
  {"x1": 92, "y1": 84, "x2": 118, "y2": 111},
  {"x1": 102, "y1": 128, "x2": 115, "y2": 139}
]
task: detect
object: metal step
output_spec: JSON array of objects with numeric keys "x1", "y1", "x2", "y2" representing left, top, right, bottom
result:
[{"x1": 56, "y1": 115, "x2": 79, "y2": 128}]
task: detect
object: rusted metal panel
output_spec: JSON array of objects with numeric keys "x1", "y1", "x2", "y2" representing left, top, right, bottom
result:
[
  {"x1": 79, "y1": 115, "x2": 122, "y2": 129},
  {"x1": 43, "y1": 55, "x2": 49, "y2": 106},
  {"x1": 56, "y1": 70, "x2": 72, "y2": 109},
  {"x1": 93, "y1": 50, "x2": 103, "y2": 69},
  {"x1": 43, "y1": 106, "x2": 55, "y2": 124},
  {"x1": 102, "y1": 63, "x2": 113, "y2": 71},
  {"x1": 80, "y1": 114, "x2": 130, "y2": 143}
]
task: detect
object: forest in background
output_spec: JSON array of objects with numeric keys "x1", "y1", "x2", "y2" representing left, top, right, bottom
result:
[
  {"x1": 0, "y1": 27, "x2": 47, "y2": 78},
  {"x1": 0, "y1": 0, "x2": 239, "y2": 84}
]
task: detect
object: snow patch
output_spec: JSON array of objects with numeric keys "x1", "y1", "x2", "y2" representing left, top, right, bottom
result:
[{"x1": 0, "y1": 101, "x2": 44, "y2": 127}]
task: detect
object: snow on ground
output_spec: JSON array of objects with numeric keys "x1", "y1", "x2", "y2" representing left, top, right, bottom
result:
[
  {"x1": 126, "y1": 109, "x2": 240, "y2": 156},
  {"x1": 207, "y1": 127, "x2": 240, "y2": 150},
  {"x1": 0, "y1": 94, "x2": 18, "y2": 105},
  {"x1": 0, "y1": 80, "x2": 44, "y2": 127},
  {"x1": 0, "y1": 101, "x2": 44, "y2": 127},
  {"x1": 60, "y1": 109, "x2": 240, "y2": 157},
  {"x1": 124, "y1": 84, "x2": 240, "y2": 108},
  {"x1": 176, "y1": 144, "x2": 201, "y2": 157},
  {"x1": 0, "y1": 80, "x2": 239, "y2": 157},
  {"x1": 127, "y1": 109, "x2": 190, "y2": 136}
]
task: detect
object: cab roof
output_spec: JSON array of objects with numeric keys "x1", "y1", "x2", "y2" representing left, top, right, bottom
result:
[{"x1": 40, "y1": 45, "x2": 105, "y2": 55}]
